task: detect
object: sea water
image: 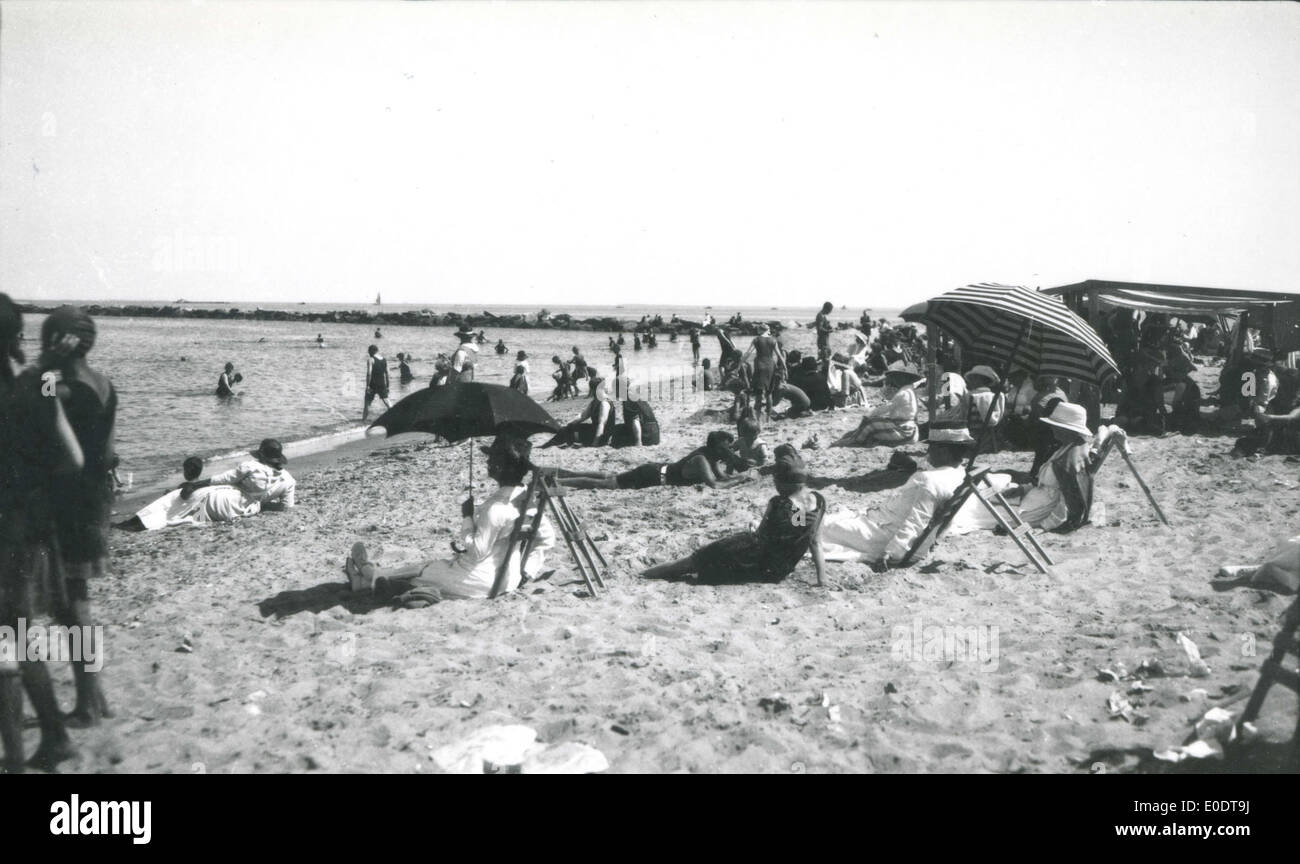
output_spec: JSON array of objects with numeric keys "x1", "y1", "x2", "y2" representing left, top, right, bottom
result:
[{"x1": 15, "y1": 304, "x2": 896, "y2": 491}]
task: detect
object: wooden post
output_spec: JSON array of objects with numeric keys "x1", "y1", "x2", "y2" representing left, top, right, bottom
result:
[{"x1": 926, "y1": 322, "x2": 938, "y2": 426}]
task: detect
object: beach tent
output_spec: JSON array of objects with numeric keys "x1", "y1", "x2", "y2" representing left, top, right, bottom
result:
[{"x1": 1043, "y1": 280, "x2": 1300, "y2": 355}]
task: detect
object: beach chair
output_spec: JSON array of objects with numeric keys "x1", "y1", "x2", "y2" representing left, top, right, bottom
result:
[
  {"x1": 489, "y1": 471, "x2": 608, "y2": 599},
  {"x1": 1235, "y1": 598, "x2": 1300, "y2": 753},
  {"x1": 897, "y1": 468, "x2": 1053, "y2": 573},
  {"x1": 1088, "y1": 428, "x2": 1170, "y2": 526}
]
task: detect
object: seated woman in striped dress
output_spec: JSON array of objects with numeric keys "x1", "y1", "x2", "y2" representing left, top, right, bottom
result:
[{"x1": 831, "y1": 362, "x2": 924, "y2": 447}]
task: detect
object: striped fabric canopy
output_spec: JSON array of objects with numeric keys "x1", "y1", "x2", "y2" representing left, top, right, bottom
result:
[{"x1": 901, "y1": 283, "x2": 1121, "y2": 386}]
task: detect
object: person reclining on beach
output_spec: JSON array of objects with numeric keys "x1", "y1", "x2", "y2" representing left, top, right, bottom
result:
[
  {"x1": 947, "y1": 404, "x2": 1120, "y2": 536},
  {"x1": 1214, "y1": 531, "x2": 1300, "y2": 595},
  {"x1": 640, "y1": 448, "x2": 826, "y2": 586},
  {"x1": 541, "y1": 373, "x2": 617, "y2": 448},
  {"x1": 541, "y1": 430, "x2": 754, "y2": 490},
  {"x1": 831, "y1": 361, "x2": 924, "y2": 447},
  {"x1": 344, "y1": 436, "x2": 555, "y2": 603},
  {"x1": 818, "y1": 428, "x2": 972, "y2": 568},
  {"x1": 169, "y1": 439, "x2": 296, "y2": 524},
  {"x1": 115, "y1": 456, "x2": 204, "y2": 531}
]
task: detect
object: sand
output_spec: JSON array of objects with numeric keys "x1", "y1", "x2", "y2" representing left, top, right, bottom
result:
[{"x1": 22, "y1": 361, "x2": 1300, "y2": 773}]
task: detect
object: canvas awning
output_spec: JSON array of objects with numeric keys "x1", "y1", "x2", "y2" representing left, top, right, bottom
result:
[{"x1": 1043, "y1": 280, "x2": 1300, "y2": 315}]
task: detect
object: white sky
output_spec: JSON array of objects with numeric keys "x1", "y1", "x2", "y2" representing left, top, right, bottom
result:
[{"x1": 2, "y1": 0, "x2": 1298, "y2": 308}]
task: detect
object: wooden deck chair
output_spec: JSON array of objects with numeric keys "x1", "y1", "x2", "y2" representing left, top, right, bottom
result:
[
  {"x1": 1235, "y1": 597, "x2": 1300, "y2": 753},
  {"x1": 897, "y1": 467, "x2": 1053, "y2": 573},
  {"x1": 1088, "y1": 429, "x2": 1170, "y2": 525}
]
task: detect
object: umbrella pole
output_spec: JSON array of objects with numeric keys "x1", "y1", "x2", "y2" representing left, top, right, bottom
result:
[
  {"x1": 967, "y1": 318, "x2": 1029, "y2": 471},
  {"x1": 925, "y1": 323, "x2": 937, "y2": 431},
  {"x1": 468, "y1": 437, "x2": 473, "y2": 492}
]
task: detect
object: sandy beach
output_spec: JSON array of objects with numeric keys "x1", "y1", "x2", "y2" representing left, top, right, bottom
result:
[{"x1": 23, "y1": 359, "x2": 1294, "y2": 774}]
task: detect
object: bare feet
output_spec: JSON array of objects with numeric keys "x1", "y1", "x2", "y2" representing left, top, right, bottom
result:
[{"x1": 345, "y1": 542, "x2": 376, "y2": 592}]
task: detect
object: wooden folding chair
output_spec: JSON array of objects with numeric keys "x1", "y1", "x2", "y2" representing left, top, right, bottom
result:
[
  {"x1": 897, "y1": 468, "x2": 1053, "y2": 573},
  {"x1": 488, "y1": 472, "x2": 609, "y2": 599},
  {"x1": 1235, "y1": 598, "x2": 1300, "y2": 751},
  {"x1": 1089, "y1": 429, "x2": 1170, "y2": 526}
]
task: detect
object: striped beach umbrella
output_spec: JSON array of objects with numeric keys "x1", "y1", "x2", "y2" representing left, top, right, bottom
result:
[{"x1": 901, "y1": 283, "x2": 1120, "y2": 386}]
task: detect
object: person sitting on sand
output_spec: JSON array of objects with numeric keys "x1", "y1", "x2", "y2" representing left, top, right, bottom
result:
[
  {"x1": 819, "y1": 428, "x2": 972, "y2": 568},
  {"x1": 788, "y1": 355, "x2": 836, "y2": 412},
  {"x1": 734, "y1": 415, "x2": 768, "y2": 467},
  {"x1": 616, "y1": 394, "x2": 660, "y2": 447},
  {"x1": 542, "y1": 372, "x2": 617, "y2": 448},
  {"x1": 700, "y1": 357, "x2": 719, "y2": 391},
  {"x1": 1215, "y1": 531, "x2": 1300, "y2": 595},
  {"x1": 950, "y1": 404, "x2": 1118, "y2": 536},
  {"x1": 965, "y1": 365, "x2": 1005, "y2": 453},
  {"x1": 172, "y1": 439, "x2": 296, "y2": 524},
  {"x1": 640, "y1": 448, "x2": 826, "y2": 586},
  {"x1": 116, "y1": 456, "x2": 205, "y2": 531},
  {"x1": 344, "y1": 436, "x2": 556, "y2": 602},
  {"x1": 216, "y1": 362, "x2": 242, "y2": 398},
  {"x1": 831, "y1": 361, "x2": 924, "y2": 447},
  {"x1": 542, "y1": 431, "x2": 754, "y2": 490}
]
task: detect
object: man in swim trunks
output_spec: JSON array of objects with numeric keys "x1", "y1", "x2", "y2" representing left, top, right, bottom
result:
[{"x1": 363, "y1": 344, "x2": 390, "y2": 420}]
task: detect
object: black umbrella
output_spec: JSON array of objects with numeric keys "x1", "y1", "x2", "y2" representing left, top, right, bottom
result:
[{"x1": 368, "y1": 382, "x2": 562, "y2": 486}]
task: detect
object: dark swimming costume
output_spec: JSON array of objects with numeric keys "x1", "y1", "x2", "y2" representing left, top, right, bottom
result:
[{"x1": 615, "y1": 463, "x2": 668, "y2": 489}]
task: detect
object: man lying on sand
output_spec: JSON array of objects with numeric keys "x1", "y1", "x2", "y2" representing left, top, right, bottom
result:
[
  {"x1": 166, "y1": 439, "x2": 296, "y2": 525},
  {"x1": 542, "y1": 431, "x2": 754, "y2": 490},
  {"x1": 344, "y1": 436, "x2": 555, "y2": 603},
  {"x1": 1215, "y1": 532, "x2": 1300, "y2": 595},
  {"x1": 819, "y1": 428, "x2": 971, "y2": 568},
  {"x1": 641, "y1": 447, "x2": 826, "y2": 585}
]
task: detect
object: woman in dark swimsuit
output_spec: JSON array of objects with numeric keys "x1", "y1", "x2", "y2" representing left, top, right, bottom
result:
[
  {"x1": 0, "y1": 296, "x2": 85, "y2": 772},
  {"x1": 744, "y1": 324, "x2": 785, "y2": 423},
  {"x1": 33, "y1": 307, "x2": 116, "y2": 731},
  {"x1": 641, "y1": 448, "x2": 826, "y2": 585},
  {"x1": 216, "y1": 362, "x2": 239, "y2": 397}
]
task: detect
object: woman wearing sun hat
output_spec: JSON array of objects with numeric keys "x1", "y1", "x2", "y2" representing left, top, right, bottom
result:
[
  {"x1": 831, "y1": 361, "x2": 924, "y2": 447},
  {"x1": 953, "y1": 403, "x2": 1117, "y2": 536}
]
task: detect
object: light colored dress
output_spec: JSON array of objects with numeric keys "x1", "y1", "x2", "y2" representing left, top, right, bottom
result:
[
  {"x1": 832, "y1": 386, "x2": 919, "y2": 447},
  {"x1": 193, "y1": 461, "x2": 295, "y2": 524},
  {"x1": 819, "y1": 465, "x2": 965, "y2": 564},
  {"x1": 407, "y1": 485, "x2": 557, "y2": 599}
]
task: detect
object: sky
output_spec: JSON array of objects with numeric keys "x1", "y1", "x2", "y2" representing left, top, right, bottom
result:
[{"x1": 2, "y1": 1, "x2": 1298, "y2": 309}]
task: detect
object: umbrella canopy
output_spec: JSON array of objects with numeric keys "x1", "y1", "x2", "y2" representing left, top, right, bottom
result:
[
  {"x1": 368, "y1": 382, "x2": 561, "y2": 442},
  {"x1": 901, "y1": 283, "x2": 1120, "y2": 386}
]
